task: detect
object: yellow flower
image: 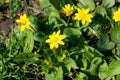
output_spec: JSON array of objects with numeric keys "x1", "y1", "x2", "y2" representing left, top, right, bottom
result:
[
  {"x1": 60, "y1": 4, "x2": 76, "y2": 16},
  {"x1": 16, "y1": 14, "x2": 31, "y2": 32},
  {"x1": 74, "y1": 8, "x2": 93, "y2": 25},
  {"x1": 113, "y1": 8, "x2": 120, "y2": 22},
  {"x1": 45, "y1": 30, "x2": 66, "y2": 49}
]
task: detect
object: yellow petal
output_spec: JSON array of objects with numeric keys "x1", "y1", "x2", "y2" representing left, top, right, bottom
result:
[
  {"x1": 45, "y1": 39, "x2": 51, "y2": 43},
  {"x1": 85, "y1": 8, "x2": 90, "y2": 14},
  {"x1": 16, "y1": 19, "x2": 21, "y2": 23},
  {"x1": 55, "y1": 43, "x2": 58, "y2": 48},
  {"x1": 118, "y1": 8, "x2": 120, "y2": 11},
  {"x1": 57, "y1": 30, "x2": 60, "y2": 35},
  {"x1": 26, "y1": 24, "x2": 31, "y2": 29},
  {"x1": 23, "y1": 14, "x2": 27, "y2": 18},
  {"x1": 50, "y1": 44, "x2": 54, "y2": 49},
  {"x1": 81, "y1": 20, "x2": 86, "y2": 25},
  {"x1": 60, "y1": 35, "x2": 66, "y2": 39},
  {"x1": 59, "y1": 41, "x2": 64, "y2": 45},
  {"x1": 20, "y1": 25, "x2": 25, "y2": 32}
]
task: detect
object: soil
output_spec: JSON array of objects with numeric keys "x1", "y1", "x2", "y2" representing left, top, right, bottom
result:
[
  {"x1": 0, "y1": 18, "x2": 13, "y2": 35},
  {"x1": 0, "y1": 3, "x2": 12, "y2": 35},
  {"x1": 0, "y1": 0, "x2": 40, "y2": 35}
]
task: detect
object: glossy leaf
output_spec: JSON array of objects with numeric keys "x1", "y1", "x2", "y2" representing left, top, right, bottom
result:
[
  {"x1": 49, "y1": 0, "x2": 73, "y2": 10},
  {"x1": 23, "y1": 32, "x2": 34, "y2": 53},
  {"x1": 34, "y1": 31, "x2": 45, "y2": 42},
  {"x1": 77, "y1": 0, "x2": 95, "y2": 11},
  {"x1": 102, "y1": 0, "x2": 115, "y2": 8},
  {"x1": 74, "y1": 72, "x2": 88, "y2": 80},
  {"x1": 95, "y1": 6, "x2": 107, "y2": 17},
  {"x1": 13, "y1": 52, "x2": 39, "y2": 63},
  {"x1": 89, "y1": 57, "x2": 102, "y2": 75},
  {"x1": 98, "y1": 60, "x2": 109, "y2": 80},
  {"x1": 40, "y1": 0, "x2": 59, "y2": 16},
  {"x1": 63, "y1": 28, "x2": 85, "y2": 47},
  {"x1": 77, "y1": 59, "x2": 87, "y2": 70},
  {"x1": 110, "y1": 27, "x2": 120, "y2": 42},
  {"x1": 97, "y1": 34, "x2": 115, "y2": 51},
  {"x1": 46, "y1": 67, "x2": 63, "y2": 80},
  {"x1": 116, "y1": 0, "x2": 120, "y2": 3},
  {"x1": 107, "y1": 60, "x2": 120, "y2": 77},
  {"x1": 63, "y1": 57, "x2": 78, "y2": 72},
  {"x1": 84, "y1": 46, "x2": 103, "y2": 62}
]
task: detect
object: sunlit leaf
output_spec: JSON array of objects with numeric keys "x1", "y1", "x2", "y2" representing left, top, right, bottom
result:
[
  {"x1": 97, "y1": 34, "x2": 115, "y2": 51},
  {"x1": 74, "y1": 72, "x2": 88, "y2": 80},
  {"x1": 63, "y1": 28, "x2": 85, "y2": 47},
  {"x1": 107, "y1": 60, "x2": 120, "y2": 77},
  {"x1": 98, "y1": 60, "x2": 109, "y2": 80},
  {"x1": 63, "y1": 57, "x2": 78, "y2": 72},
  {"x1": 84, "y1": 46, "x2": 103, "y2": 62},
  {"x1": 102, "y1": 0, "x2": 115, "y2": 8},
  {"x1": 110, "y1": 27, "x2": 120, "y2": 42},
  {"x1": 116, "y1": 0, "x2": 120, "y2": 3},
  {"x1": 34, "y1": 31, "x2": 45, "y2": 42},
  {"x1": 89, "y1": 57, "x2": 102, "y2": 75},
  {"x1": 77, "y1": 59, "x2": 87, "y2": 70},
  {"x1": 46, "y1": 67, "x2": 63, "y2": 80},
  {"x1": 13, "y1": 52, "x2": 39, "y2": 63},
  {"x1": 95, "y1": 6, "x2": 107, "y2": 17},
  {"x1": 23, "y1": 32, "x2": 34, "y2": 53},
  {"x1": 77, "y1": 0, "x2": 95, "y2": 11}
]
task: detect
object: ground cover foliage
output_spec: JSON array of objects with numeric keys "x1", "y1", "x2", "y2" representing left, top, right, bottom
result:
[{"x1": 1, "y1": 0, "x2": 120, "y2": 80}]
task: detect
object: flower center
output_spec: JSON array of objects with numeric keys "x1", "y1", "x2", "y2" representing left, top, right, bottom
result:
[
  {"x1": 22, "y1": 19, "x2": 27, "y2": 25},
  {"x1": 52, "y1": 36, "x2": 59, "y2": 43},
  {"x1": 81, "y1": 12, "x2": 86, "y2": 19}
]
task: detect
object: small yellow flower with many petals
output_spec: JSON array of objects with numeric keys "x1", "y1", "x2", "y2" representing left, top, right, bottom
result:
[
  {"x1": 60, "y1": 4, "x2": 76, "y2": 16},
  {"x1": 74, "y1": 8, "x2": 93, "y2": 25},
  {"x1": 113, "y1": 8, "x2": 120, "y2": 22},
  {"x1": 45, "y1": 30, "x2": 66, "y2": 49},
  {"x1": 16, "y1": 14, "x2": 31, "y2": 32}
]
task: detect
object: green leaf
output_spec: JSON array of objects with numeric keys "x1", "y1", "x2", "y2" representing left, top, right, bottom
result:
[
  {"x1": 0, "y1": 0, "x2": 4, "y2": 7},
  {"x1": 73, "y1": 21, "x2": 80, "y2": 28},
  {"x1": 49, "y1": 0, "x2": 61, "y2": 9},
  {"x1": 77, "y1": 59, "x2": 87, "y2": 70},
  {"x1": 63, "y1": 28, "x2": 85, "y2": 47},
  {"x1": 98, "y1": 34, "x2": 109, "y2": 44},
  {"x1": 40, "y1": 0, "x2": 59, "y2": 17},
  {"x1": 98, "y1": 60, "x2": 109, "y2": 80},
  {"x1": 0, "y1": 60, "x2": 3, "y2": 72},
  {"x1": 23, "y1": 32, "x2": 34, "y2": 53},
  {"x1": 74, "y1": 72, "x2": 88, "y2": 80},
  {"x1": 97, "y1": 34, "x2": 115, "y2": 51},
  {"x1": 95, "y1": 6, "x2": 107, "y2": 17},
  {"x1": 48, "y1": 10, "x2": 60, "y2": 27},
  {"x1": 63, "y1": 57, "x2": 78, "y2": 72},
  {"x1": 13, "y1": 52, "x2": 39, "y2": 63},
  {"x1": 107, "y1": 60, "x2": 120, "y2": 77},
  {"x1": 89, "y1": 57, "x2": 102, "y2": 75},
  {"x1": 49, "y1": 0, "x2": 73, "y2": 10},
  {"x1": 46, "y1": 73, "x2": 54, "y2": 80},
  {"x1": 116, "y1": 0, "x2": 120, "y2": 3},
  {"x1": 110, "y1": 27, "x2": 120, "y2": 42},
  {"x1": 34, "y1": 31, "x2": 45, "y2": 42},
  {"x1": 64, "y1": 28, "x2": 82, "y2": 37},
  {"x1": 77, "y1": 0, "x2": 95, "y2": 11},
  {"x1": 6, "y1": 34, "x2": 17, "y2": 50},
  {"x1": 46, "y1": 67, "x2": 63, "y2": 80},
  {"x1": 84, "y1": 46, "x2": 103, "y2": 62},
  {"x1": 116, "y1": 74, "x2": 120, "y2": 80},
  {"x1": 102, "y1": 0, "x2": 115, "y2": 8},
  {"x1": 41, "y1": 61, "x2": 49, "y2": 74}
]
